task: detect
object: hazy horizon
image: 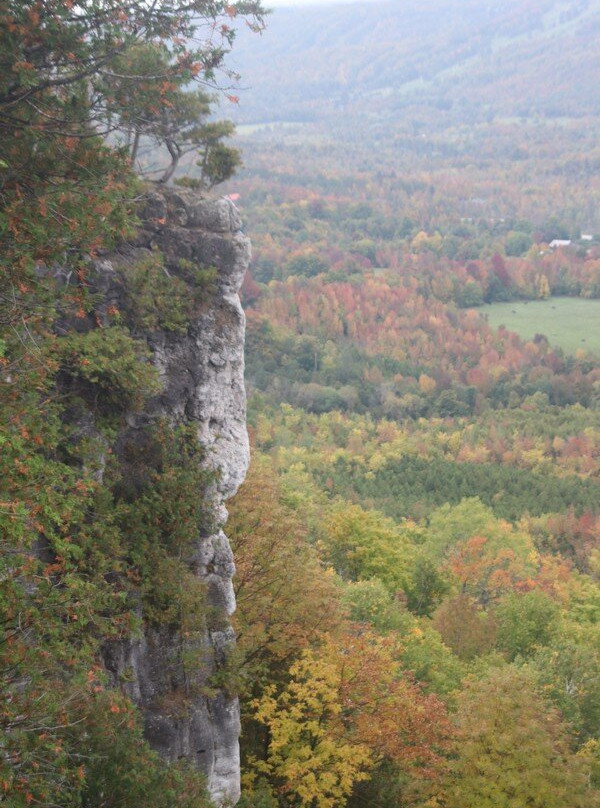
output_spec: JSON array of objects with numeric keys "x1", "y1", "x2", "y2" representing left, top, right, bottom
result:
[{"x1": 267, "y1": 0, "x2": 380, "y2": 6}]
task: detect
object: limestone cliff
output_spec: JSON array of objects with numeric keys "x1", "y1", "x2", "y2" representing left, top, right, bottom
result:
[{"x1": 97, "y1": 187, "x2": 250, "y2": 804}]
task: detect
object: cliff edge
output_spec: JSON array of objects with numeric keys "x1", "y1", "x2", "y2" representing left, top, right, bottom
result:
[{"x1": 97, "y1": 187, "x2": 250, "y2": 804}]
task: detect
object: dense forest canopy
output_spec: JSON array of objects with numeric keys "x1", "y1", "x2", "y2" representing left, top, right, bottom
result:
[{"x1": 219, "y1": 2, "x2": 600, "y2": 807}]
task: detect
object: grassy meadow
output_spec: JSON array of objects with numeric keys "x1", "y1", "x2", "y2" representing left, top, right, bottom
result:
[{"x1": 481, "y1": 297, "x2": 600, "y2": 354}]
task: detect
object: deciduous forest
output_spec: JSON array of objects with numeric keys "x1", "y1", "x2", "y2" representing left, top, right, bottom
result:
[{"x1": 221, "y1": 2, "x2": 600, "y2": 806}]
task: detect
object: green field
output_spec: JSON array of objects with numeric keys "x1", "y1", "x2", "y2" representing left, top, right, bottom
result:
[{"x1": 481, "y1": 297, "x2": 600, "y2": 355}]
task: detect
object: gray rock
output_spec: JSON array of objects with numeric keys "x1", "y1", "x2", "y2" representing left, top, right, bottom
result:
[
  {"x1": 99, "y1": 188, "x2": 250, "y2": 805},
  {"x1": 187, "y1": 198, "x2": 241, "y2": 233},
  {"x1": 139, "y1": 193, "x2": 168, "y2": 227}
]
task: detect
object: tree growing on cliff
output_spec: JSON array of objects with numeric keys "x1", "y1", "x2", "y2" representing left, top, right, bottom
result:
[
  {"x1": 0, "y1": 0, "x2": 264, "y2": 134},
  {"x1": 0, "y1": 0, "x2": 263, "y2": 226},
  {"x1": 102, "y1": 43, "x2": 241, "y2": 184}
]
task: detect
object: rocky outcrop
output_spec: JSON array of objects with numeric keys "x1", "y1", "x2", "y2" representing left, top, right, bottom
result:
[{"x1": 99, "y1": 187, "x2": 250, "y2": 804}]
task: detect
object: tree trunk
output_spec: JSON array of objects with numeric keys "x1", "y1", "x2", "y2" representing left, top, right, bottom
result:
[
  {"x1": 130, "y1": 129, "x2": 140, "y2": 166},
  {"x1": 160, "y1": 139, "x2": 180, "y2": 183}
]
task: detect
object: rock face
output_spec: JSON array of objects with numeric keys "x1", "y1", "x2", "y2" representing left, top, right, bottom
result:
[{"x1": 100, "y1": 187, "x2": 250, "y2": 804}]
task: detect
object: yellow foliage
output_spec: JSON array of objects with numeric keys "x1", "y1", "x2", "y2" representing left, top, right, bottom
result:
[
  {"x1": 321, "y1": 502, "x2": 415, "y2": 591},
  {"x1": 253, "y1": 650, "x2": 372, "y2": 808}
]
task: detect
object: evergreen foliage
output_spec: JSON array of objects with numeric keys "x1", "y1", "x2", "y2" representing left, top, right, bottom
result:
[{"x1": 0, "y1": 0, "x2": 263, "y2": 802}]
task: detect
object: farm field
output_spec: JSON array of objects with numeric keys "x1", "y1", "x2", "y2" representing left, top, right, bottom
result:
[{"x1": 480, "y1": 297, "x2": 600, "y2": 354}]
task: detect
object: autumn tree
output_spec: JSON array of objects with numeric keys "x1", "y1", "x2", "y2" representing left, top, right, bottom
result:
[
  {"x1": 228, "y1": 458, "x2": 343, "y2": 693},
  {"x1": 433, "y1": 593, "x2": 496, "y2": 661},
  {"x1": 250, "y1": 649, "x2": 372, "y2": 808},
  {"x1": 445, "y1": 667, "x2": 596, "y2": 808},
  {"x1": 527, "y1": 620, "x2": 600, "y2": 742},
  {"x1": 426, "y1": 499, "x2": 538, "y2": 603},
  {"x1": 319, "y1": 501, "x2": 415, "y2": 593},
  {"x1": 493, "y1": 589, "x2": 559, "y2": 660},
  {"x1": 250, "y1": 632, "x2": 451, "y2": 808},
  {"x1": 0, "y1": 0, "x2": 264, "y2": 139},
  {"x1": 403, "y1": 555, "x2": 450, "y2": 617},
  {"x1": 0, "y1": 0, "x2": 264, "y2": 271}
]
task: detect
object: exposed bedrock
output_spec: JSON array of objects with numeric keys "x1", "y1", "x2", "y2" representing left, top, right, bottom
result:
[{"x1": 100, "y1": 187, "x2": 250, "y2": 804}]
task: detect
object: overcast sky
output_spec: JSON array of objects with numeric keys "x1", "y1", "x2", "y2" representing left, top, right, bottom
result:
[{"x1": 267, "y1": 0, "x2": 378, "y2": 6}]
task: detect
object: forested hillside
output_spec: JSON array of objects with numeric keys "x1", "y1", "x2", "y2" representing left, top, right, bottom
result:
[
  {"x1": 220, "y1": 2, "x2": 600, "y2": 807},
  {"x1": 229, "y1": 0, "x2": 600, "y2": 122}
]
